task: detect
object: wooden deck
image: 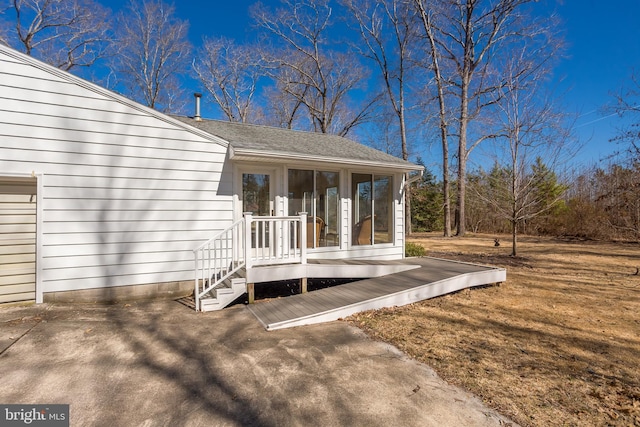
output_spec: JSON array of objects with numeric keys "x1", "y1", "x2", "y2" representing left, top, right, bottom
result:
[{"x1": 247, "y1": 257, "x2": 506, "y2": 330}]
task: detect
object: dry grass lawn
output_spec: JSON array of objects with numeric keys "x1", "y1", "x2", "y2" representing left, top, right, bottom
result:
[{"x1": 348, "y1": 233, "x2": 640, "y2": 427}]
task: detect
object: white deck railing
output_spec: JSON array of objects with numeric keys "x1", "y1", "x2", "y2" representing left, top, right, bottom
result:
[
  {"x1": 244, "y1": 213, "x2": 307, "y2": 268},
  {"x1": 193, "y1": 213, "x2": 307, "y2": 311}
]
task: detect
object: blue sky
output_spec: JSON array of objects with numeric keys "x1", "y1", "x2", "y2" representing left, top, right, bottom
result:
[
  {"x1": 99, "y1": 0, "x2": 640, "y2": 169},
  {"x1": 549, "y1": 0, "x2": 640, "y2": 167}
]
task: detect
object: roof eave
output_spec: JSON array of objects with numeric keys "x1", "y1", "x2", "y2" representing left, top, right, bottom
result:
[{"x1": 230, "y1": 148, "x2": 421, "y2": 172}]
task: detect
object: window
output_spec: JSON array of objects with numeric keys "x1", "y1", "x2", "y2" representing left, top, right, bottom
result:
[
  {"x1": 374, "y1": 175, "x2": 393, "y2": 244},
  {"x1": 316, "y1": 171, "x2": 340, "y2": 247},
  {"x1": 243, "y1": 173, "x2": 270, "y2": 216},
  {"x1": 352, "y1": 173, "x2": 393, "y2": 245},
  {"x1": 288, "y1": 169, "x2": 340, "y2": 248},
  {"x1": 352, "y1": 174, "x2": 372, "y2": 245},
  {"x1": 288, "y1": 169, "x2": 313, "y2": 216}
]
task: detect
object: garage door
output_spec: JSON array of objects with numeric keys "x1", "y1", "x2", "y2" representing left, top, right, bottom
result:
[{"x1": 0, "y1": 179, "x2": 37, "y2": 303}]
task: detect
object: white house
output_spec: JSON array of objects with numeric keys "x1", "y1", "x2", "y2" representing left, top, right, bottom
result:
[{"x1": 0, "y1": 44, "x2": 422, "y2": 310}]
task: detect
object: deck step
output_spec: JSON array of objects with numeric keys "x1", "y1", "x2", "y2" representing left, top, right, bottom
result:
[{"x1": 199, "y1": 271, "x2": 247, "y2": 312}]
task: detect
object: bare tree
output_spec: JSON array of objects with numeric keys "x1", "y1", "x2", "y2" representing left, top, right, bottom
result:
[
  {"x1": 611, "y1": 71, "x2": 640, "y2": 161},
  {"x1": 7, "y1": 0, "x2": 110, "y2": 71},
  {"x1": 591, "y1": 71, "x2": 640, "y2": 240},
  {"x1": 261, "y1": 81, "x2": 309, "y2": 129},
  {"x1": 561, "y1": 162, "x2": 640, "y2": 241},
  {"x1": 111, "y1": 0, "x2": 191, "y2": 112},
  {"x1": 472, "y1": 57, "x2": 573, "y2": 256},
  {"x1": 414, "y1": 0, "x2": 452, "y2": 236},
  {"x1": 343, "y1": 0, "x2": 417, "y2": 234},
  {"x1": 252, "y1": 0, "x2": 376, "y2": 136},
  {"x1": 193, "y1": 37, "x2": 264, "y2": 123},
  {"x1": 413, "y1": 0, "x2": 559, "y2": 236},
  {"x1": 595, "y1": 164, "x2": 640, "y2": 240},
  {"x1": 1, "y1": 6, "x2": 9, "y2": 45}
]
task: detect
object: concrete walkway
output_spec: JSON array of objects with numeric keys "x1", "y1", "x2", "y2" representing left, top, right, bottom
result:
[{"x1": 0, "y1": 301, "x2": 518, "y2": 427}]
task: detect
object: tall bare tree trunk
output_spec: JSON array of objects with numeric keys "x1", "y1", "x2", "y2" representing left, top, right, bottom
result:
[
  {"x1": 456, "y1": 1, "x2": 475, "y2": 237},
  {"x1": 400, "y1": 96, "x2": 411, "y2": 236},
  {"x1": 512, "y1": 221, "x2": 517, "y2": 256},
  {"x1": 402, "y1": 115, "x2": 412, "y2": 235},
  {"x1": 441, "y1": 129, "x2": 451, "y2": 237},
  {"x1": 415, "y1": 0, "x2": 451, "y2": 236},
  {"x1": 457, "y1": 78, "x2": 470, "y2": 236}
]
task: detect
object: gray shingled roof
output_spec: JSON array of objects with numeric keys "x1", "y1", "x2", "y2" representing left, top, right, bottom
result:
[{"x1": 173, "y1": 116, "x2": 419, "y2": 170}]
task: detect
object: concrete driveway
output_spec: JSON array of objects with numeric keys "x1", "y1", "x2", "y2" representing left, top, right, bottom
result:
[{"x1": 0, "y1": 300, "x2": 517, "y2": 427}]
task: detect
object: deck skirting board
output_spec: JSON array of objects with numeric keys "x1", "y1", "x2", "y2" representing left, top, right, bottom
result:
[{"x1": 245, "y1": 263, "x2": 419, "y2": 283}]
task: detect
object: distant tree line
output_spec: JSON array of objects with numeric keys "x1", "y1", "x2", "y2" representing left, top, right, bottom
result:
[
  {"x1": 2, "y1": 0, "x2": 638, "y2": 249},
  {"x1": 412, "y1": 160, "x2": 640, "y2": 245}
]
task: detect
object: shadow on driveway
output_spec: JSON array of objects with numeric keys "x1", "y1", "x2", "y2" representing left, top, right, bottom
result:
[{"x1": 0, "y1": 301, "x2": 517, "y2": 426}]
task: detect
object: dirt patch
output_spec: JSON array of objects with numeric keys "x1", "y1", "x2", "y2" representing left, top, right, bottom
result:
[{"x1": 348, "y1": 233, "x2": 640, "y2": 427}]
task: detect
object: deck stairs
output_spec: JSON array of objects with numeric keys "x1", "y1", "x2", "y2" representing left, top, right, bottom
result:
[
  {"x1": 199, "y1": 267, "x2": 247, "y2": 312},
  {"x1": 193, "y1": 214, "x2": 307, "y2": 312}
]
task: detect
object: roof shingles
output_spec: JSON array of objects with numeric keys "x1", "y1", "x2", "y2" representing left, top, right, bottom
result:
[{"x1": 173, "y1": 116, "x2": 419, "y2": 170}]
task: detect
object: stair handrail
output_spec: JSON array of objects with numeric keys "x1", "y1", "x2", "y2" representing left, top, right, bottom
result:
[
  {"x1": 193, "y1": 212, "x2": 309, "y2": 311},
  {"x1": 193, "y1": 218, "x2": 245, "y2": 311}
]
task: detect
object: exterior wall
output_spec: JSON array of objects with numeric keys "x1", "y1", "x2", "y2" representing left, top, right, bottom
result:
[{"x1": 0, "y1": 48, "x2": 233, "y2": 299}]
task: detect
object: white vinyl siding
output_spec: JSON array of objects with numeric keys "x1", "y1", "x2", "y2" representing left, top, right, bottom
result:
[
  {"x1": 0, "y1": 181, "x2": 37, "y2": 303},
  {"x1": 0, "y1": 49, "x2": 232, "y2": 295}
]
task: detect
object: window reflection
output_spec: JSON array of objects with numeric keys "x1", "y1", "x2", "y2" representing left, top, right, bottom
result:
[
  {"x1": 288, "y1": 169, "x2": 340, "y2": 248},
  {"x1": 243, "y1": 173, "x2": 270, "y2": 216},
  {"x1": 374, "y1": 175, "x2": 392, "y2": 244},
  {"x1": 316, "y1": 171, "x2": 339, "y2": 247},
  {"x1": 352, "y1": 174, "x2": 393, "y2": 245},
  {"x1": 352, "y1": 174, "x2": 372, "y2": 245}
]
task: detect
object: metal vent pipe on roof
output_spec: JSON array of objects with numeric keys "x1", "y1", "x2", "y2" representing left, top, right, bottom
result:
[{"x1": 194, "y1": 92, "x2": 202, "y2": 121}]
